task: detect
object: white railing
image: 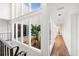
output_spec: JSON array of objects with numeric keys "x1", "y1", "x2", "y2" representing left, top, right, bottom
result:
[
  {"x1": 0, "y1": 33, "x2": 27, "y2": 56},
  {"x1": 0, "y1": 33, "x2": 12, "y2": 41},
  {"x1": 0, "y1": 33, "x2": 12, "y2": 56}
]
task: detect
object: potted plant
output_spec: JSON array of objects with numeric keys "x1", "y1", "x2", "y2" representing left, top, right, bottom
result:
[{"x1": 31, "y1": 24, "x2": 40, "y2": 40}]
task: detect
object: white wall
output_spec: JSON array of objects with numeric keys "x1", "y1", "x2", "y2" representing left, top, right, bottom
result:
[
  {"x1": 0, "y1": 3, "x2": 11, "y2": 19},
  {"x1": 71, "y1": 12, "x2": 79, "y2": 56},
  {"x1": 31, "y1": 13, "x2": 41, "y2": 25},
  {"x1": 71, "y1": 13, "x2": 78, "y2": 56},
  {"x1": 0, "y1": 19, "x2": 8, "y2": 33}
]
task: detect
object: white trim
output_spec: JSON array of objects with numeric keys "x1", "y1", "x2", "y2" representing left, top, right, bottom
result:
[
  {"x1": 71, "y1": 13, "x2": 78, "y2": 55},
  {"x1": 12, "y1": 8, "x2": 42, "y2": 21},
  {"x1": 16, "y1": 23, "x2": 18, "y2": 41},
  {"x1": 41, "y1": 4, "x2": 50, "y2": 56},
  {"x1": 21, "y1": 23, "x2": 23, "y2": 43},
  {"x1": 28, "y1": 3, "x2": 32, "y2": 12},
  {"x1": 12, "y1": 22, "x2": 14, "y2": 40},
  {"x1": 29, "y1": 18, "x2": 31, "y2": 46},
  {"x1": 29, "y1": 46, "x2": 41, "y2": 53}
]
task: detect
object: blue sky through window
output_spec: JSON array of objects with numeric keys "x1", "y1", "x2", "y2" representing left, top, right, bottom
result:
[{"x1": 31, "y1": 3, "x2": 40, "y2": 10}]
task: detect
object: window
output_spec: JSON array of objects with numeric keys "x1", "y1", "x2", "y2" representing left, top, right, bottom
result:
[
  {"x1": 31, "y1": 3, "x2": 41, "y2": 10},
  {"x1": 18, "y1": 24, "x2": 21, "y2": 42},
  {"x1": 31, "y1": 24, "x2": 41, "y2": 49},
  {"x1": 13, "y1": 5, "x2": 41, "y2": 50},
  {"x1": 23, "y1": 24, "x2": 29, "y2": 45},
  {"x1": 18, "y1": 24, "x2": 21, "y2": 37}
]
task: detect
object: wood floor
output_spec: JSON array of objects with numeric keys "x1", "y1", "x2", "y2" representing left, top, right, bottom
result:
[{"x1": 50, "y1": 32, "x2": 70, "y2": 56}]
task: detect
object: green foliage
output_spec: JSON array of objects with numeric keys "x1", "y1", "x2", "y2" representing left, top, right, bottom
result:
[{"x1": 31, "y1": 24, "x2": 40, "y2": 36}]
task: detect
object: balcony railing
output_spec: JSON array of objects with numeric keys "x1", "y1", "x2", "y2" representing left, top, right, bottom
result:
[
  {"x1": 0, "y1": 33, "x2": 12, "y2": 41},
  {"x1": 0, "y1": 33, "x2": 27, "y2": 56}
]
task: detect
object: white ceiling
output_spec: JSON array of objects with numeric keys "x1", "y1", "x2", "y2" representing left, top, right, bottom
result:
[{"x1": 47, "y1": 3, "x2": 79, "y2": 25}]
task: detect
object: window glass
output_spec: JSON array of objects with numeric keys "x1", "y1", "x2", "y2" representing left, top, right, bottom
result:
[
  {"x1": 23, "y1": 24, "x2": 29, "y2": 45},
  {"x1": 14, "y1": 24, "x2": 16, "y2": 39},
  {"x1": 18, "y1": 24, "x2": 21, "y2": 42},
  {"x1": 31, "y1": 3, "x2": 41, "y2": 10}
]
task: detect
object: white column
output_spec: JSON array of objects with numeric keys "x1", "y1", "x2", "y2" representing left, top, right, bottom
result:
[
  {"x1": 15, "y1": 4, "x2": 19, "y2": 17},
  {"x1": 29, "y1": 18, "x2": 31, "y2": 46},
  {"x1": 71, "y1": 13, "x2": 78, "y2": 56},
  {"x1": 12, "y1": 21, "x2": 14, "y2": 40},
  {"x1": 21, "y1": 22, "x2": 23, "y2": 43},
  {"x1": 77, "y1": 13, "x2": 79, "y2": 55},
  {"x1": 16, "y1": 23, "x2": 18, "y2": 41},
  {"x1": 15, "y1": 3, "x2": 22, "y2": 17},
  {"x1": 22, "y1": 3, "x2": 29, "y2": 15},
  {"x1": 18, "y1": 3, "x2": 22, "y2": 17},
  {"x1": 24, "y1": 4, "x2": 31, "y2": 46},
  {"x1": 11, "y1": 3, "x2": 16, "y2": 18},
  {"x1": 28, "y1": 3, "x2": 32, "y2": 12},
  {"x1": 41, "y1": 4, "x2": 50, "y2": 56}
]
